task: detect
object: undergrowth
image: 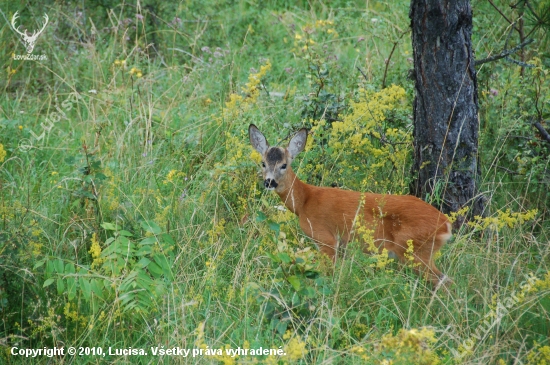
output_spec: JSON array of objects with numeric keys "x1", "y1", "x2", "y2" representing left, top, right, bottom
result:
[{"x1": 0, "y1": 0, "x2": 549, "y2": 364}]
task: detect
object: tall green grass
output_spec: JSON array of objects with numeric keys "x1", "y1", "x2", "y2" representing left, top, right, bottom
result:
[{"x1": 1, "y1": 0, "x2": 549, "y2": 364}]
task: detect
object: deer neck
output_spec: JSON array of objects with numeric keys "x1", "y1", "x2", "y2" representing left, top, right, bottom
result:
[{"x1": 275, "y1": 168, "x2": 308, "y2": 216}]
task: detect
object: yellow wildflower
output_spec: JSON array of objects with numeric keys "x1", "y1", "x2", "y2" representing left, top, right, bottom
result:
[
  {"x1": 89, "y1": 233, "x2": 103, "y2": 269},
  {"x1": 285, "y1": 336, "x2": 308, "y2": 361},
  {"x1": 0, "y1": 143, "x2": 6, "y2": 162}
]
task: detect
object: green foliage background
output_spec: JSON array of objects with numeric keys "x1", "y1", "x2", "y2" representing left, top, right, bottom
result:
[{"x1": 0, "y1": 0, "x2": 549, "y2": 364}]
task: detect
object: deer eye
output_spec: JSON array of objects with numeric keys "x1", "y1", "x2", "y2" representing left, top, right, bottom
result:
[
  {"x1": 261, "y1": 162, "x2": 266, "y2": 168},
  {"x1": 281, "y1": 164, "x2": 287, "y2": 169}
]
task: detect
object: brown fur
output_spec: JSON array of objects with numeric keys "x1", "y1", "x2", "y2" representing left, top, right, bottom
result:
[{"x1": 249, "y1": 124, "x2": 452, "y2": 286}]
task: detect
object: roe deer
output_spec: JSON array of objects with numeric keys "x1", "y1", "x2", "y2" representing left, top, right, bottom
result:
[{"x1": 249, "y1": 124, "x2": 452, "y2": 287}]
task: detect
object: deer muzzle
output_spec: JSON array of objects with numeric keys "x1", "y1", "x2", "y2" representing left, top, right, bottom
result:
[{"x1": 264, "y1": 178, "x2": 278, "y2": 190}]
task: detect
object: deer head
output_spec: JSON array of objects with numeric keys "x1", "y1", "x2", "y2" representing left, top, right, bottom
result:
[
  {"x1": 249, "y1": 124, "x2": 307, "y2": 192},
  {"x1": 11, "y1": 11, "x2": 49, "y2": 54}
]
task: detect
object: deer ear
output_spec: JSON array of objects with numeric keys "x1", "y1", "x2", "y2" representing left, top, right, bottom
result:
[
  {"x1": 288, "y1": 128, "x2": 308, "y2": 159},
  {"x1": 249, "y1": 124, "x2": 269, "y2": 154}
]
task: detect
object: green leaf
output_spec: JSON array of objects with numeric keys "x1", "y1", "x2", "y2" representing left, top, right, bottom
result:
[
  {"x1": 118, "y1": 230, "x2": 133, "y2": 237},
  {"x1": 137, "y1": 271, "x2": 155, "y2": 287},
  {"x1": 100, "y1": 243, "x2": 115, "y2": 257},
  {"x1": 137, "y1": 257, "x2": 152, "y2": 268},
  {"x1": 57, "y1": 278, "x2": 65, "y2": 294},
  {"x1": 268, "y1": 221, "x2": 280, "y2": 235},
  {"x1": 136, "y1": 245, "x2": 153, "y2": 256},
  {"x1": 153, "y1": 281, "x2": 166, "y2": 297},
  {"x1": 140, "y1": 237, "x2": 157, "y2": 245},
  {"x1": 119, "y1": 292, "x2": 135, "y2": 306},
  {"x1": 67, "y1": 277, "x2": 77, "y2": 300},
  {"x1": 137, "y1": 296, "x2": 152, "y2": 310},
  {"x1": 46, "y1": 260, "x2": 54, "y2": 276},
  {"x1": 320, "y1": 285, "x2": 332, "y2": 295},
  {"x1": 43, "y1": 278, "x2": 55, "y2": 287},
  {"x1": 148, "y1": 262, "x2": 163, "y2": 277},
  {"x1": 154, "y1": 255, "x2": 173, "y2": 280},
  {"x1": 304, "y1": 270, "x2": 319, "y2": 279},
  {"x1": 291, "y1": 292, "x2": 301, "y2": 307},
  {"x1": 117, "y1": 235, "x2": 131, "y2": 247},
  {"x1": 54, "y1": 259, "x2": 64, "y2": 273},
  {"x1": 277, "y1": 252, "x2": 291, "y2": 264},
  {"x1": 140, "y1": 220, "x2": 162, "y2": 234},
  {"x1": 80, "y1": 190, "x2": 97, "y2": 200},
  {"x1": 101, "y1": 222, "x2": 118, "y2": 231},
  {"x1": 111, "y1": 236, "x2": 134, "y2": 255},
  {"x1": 94, "y1": 172, "x2": 107, "y2": 181},
  {"x1": 266, "y1": 252, "x2": 281, "y2": 263},
  {"x1": 65, "y1": 263, "x2": 75, "y2": 274},
  {"x1": 120, "y1": 273, "x2": 137, "y2": 293},
  {"x1": 256, "y1": 211, "x2": 267, "y2": 222},
  {"x1": 288, "y1": 276, "x2": 301, "y2": 291},
  {"x1": 80, "y1": 277, "x2": 91, "y2": 301},
  {"x1": 276, "y1": 320, "x2": 288, "y2": 335},
  {"x1": 302, "y1": 286, "x2": 316, "y2": 298},
  {"x1": 160, "y1": 233, "x2": 175, "y2": 245},
  {"x1": 33, "y1": 260, "x2": 46, "y2": 269},
  {"x1": 90, "y1": 279, "x2": 105, "y2": 299},
  {"x1": 270, "y1": 317, "x2": 280, "y2": 331},
  {"x1": 90, "y1": 160, "x2": 101, "y2": 170}
]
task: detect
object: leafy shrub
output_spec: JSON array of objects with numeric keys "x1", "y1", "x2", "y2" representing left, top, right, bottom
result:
[
  {"x1": 38, "y1": 220, "x2": 175, "y2": 315},
  {"x1": 247, "y1": 212, "x2": 331, "y2": 335},
  {"x1": 304, "y1": 85, "x2": 412, "y2": 193},
  {"x1": 479, "y1": 58, "x2": 550, "y2": 215}
]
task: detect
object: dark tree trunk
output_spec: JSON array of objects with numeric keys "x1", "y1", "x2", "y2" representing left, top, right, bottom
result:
[{"x1": 409, "y1": 0, "x2": 485, "y2": 224}]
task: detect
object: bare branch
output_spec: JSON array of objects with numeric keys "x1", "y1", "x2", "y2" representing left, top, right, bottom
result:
[
  {"x1": 382, "y1": 30, "x2": 409, "y2": 89},
  {"x1": 496, "y1": 165, "x2": 521, "y2": 175},
  {"x1": 356, "y1": 66, "x2": 369, "y2": 83},
  {"x1": 534, "y1": 122, "x2": 550, "y2": 145},
  {"x1": 487, "y1": 0, "x2": 520, "y2": 32},
  {"x1": 475, "y1": 38, "x2": 534, "y2": 65},
  {"x1": 505, "y1": 56, "x2": 536, "y2": 68}
]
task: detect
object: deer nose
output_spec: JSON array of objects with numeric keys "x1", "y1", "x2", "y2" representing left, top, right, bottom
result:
[{"x1": 264, "y1": 178, "x2": 278, "y2": 189}]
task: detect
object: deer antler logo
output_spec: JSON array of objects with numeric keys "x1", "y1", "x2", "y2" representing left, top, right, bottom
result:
[{"x1": 11, "y1": 11, "x2": 49, "y2": 54}]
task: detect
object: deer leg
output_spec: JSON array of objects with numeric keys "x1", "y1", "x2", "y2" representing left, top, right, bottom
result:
[
  {"x1": 410, "y1": 253, "x2": 452, "y2": 287},
  {"x1": 312, "y1": 230, "x2": 338, "y2": 261},
  {"x1": 299, "y1": 219, "x2": 338, "y2": 261},
  {"x1": 390, "y1": 239, "x2": 450, "y2": 287}
]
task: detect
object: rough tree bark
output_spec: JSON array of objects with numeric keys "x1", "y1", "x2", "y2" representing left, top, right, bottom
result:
[{"x1": 409, "y1": 0, "x2": 485, "y2": 223}]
